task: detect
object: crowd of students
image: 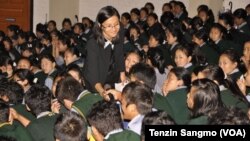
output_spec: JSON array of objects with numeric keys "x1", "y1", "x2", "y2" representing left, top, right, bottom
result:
[{"x1": 1, "y1": 1, "x2": 250, "y2": 141}]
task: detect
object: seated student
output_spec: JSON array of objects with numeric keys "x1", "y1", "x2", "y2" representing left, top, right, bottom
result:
[
  {"x1": 209, "y1": 23, "x2": 242, "y2": 55},
  {"x1": 13, "y1": 69, "x2": 35, "y2": 94},
  {"x1": 192, "y1": 28, "x2": 219, "y2": 65},
  {"x1": 233, "y1": 8, "x2": 250, "y2": 36},
  {"x1": 219, "y1": 49, "x2": 244, "y2": 81},
  {"x1": 54, "y1": 111, "x2": 88, "y2": 141},
  {"x1": 40, "y1": 54, "x2": 58, "y2": 90},
  {"x1": 66, "y1": 64, "x2": 85, "y2": 87},
  {"x1": 162, "y1": 67, "x2": 191, "y2": 124},
  {"x1": 0, "y1": 80, "x2": 36, "y2": 123},
  {"x1": 9, "y1": 85, "x2": 58, "y2": 141},
  {"x1": 40, "y1": 33, "x2": 53, "y2": 56},
  {"x1": 174, "y1": 45, "x2": 196, "y2": 72},
  {"x1": 16, "y1": 57, "x2": 46, "y2": 85},
  {"x1": 141, "y1": 110, "x2": 175, "y2": 141},
  {"x1": 209, "y1": 107, "x2": 250, "y2": 125},
  {"x1": 146, "y1": 47, "x2": 168, "y2": 94},
  {"x1": 87, "y1": 98, "x2": 140, "y2": 141},
  {"x1": 124, "y1": 51, "x2": 142, "y2": 78},
  {"x1": 199, "y1": 65, "x2": 249, "y2": 112},
  {"x1": 64, "y1": 47, "x2": 84, "y2": 69},
  {"x1": 56, "y1": 76, "x2": 102, "y2": 120},
  {"x1": 187, "y1": 79, "x2": 227, "y2": 124},
  {"x1": 120, "y1": 82, "x2": 153, "y2": 135},
  {"x1": 0, "y1": 101, "x2": 33, "y2": 141}
]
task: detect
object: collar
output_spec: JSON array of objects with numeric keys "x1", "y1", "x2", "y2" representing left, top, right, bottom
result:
[
  {"x1": 0, "y1": 122, "x2": 11, "y2": 128},
  {"x1": 215, "y1": 39, "x2": 221, "y2": 44},
  {"x1": 84, "y1": 28, "x2": 90, "y2": 34},
  {"x1": 77, "y1": 90, "x2": 91, "y2": 100},
  {"x1": 238, "y1": 22, "x2": 247, "y2": 29},
  {"x1": 176, "y1": 86, "x2": 187, "y2": 90},
  {"x1": 219, "y1": 85, "x2": 227, "y2": 91},
  {"x1": 125, "y1": 23, "x2": 130, "y2": 29},
  {"x1": 230, "y1": 68, "x2": 239, "y2": 75},
  {"x1": 170, "y1": 42, "x2": 178, "y2": 50},
  {"x1": 184, "y1": 63, "x2": 192, "y2": 68},
  {"x1": 37, "y1": 111, "x2": 52, "y2": 119},
  {"x1": 48, "y1": 69, "x2": 56, "y2": 75},
  {"x1": 200, "y1": 42, "x2": 206, "y2": 48},
  {"x1": 104, "y1": 128, "x2": 123, "y2": 139},
  {"x1": 128, "y1": 114, "x2": 144, "y2": 135},
  {"x1": 104, "y1": 40, "x2": 114, "y2": 49}
]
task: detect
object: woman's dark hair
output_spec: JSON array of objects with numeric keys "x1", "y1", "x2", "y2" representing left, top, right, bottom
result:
[
  {"x1": 62, "y1": 18, "x2": 72, "y2": 27},
  {"x1": 144, "y1": 2, "x2": 154, "y2": 12},
  {"x1": 66, "y1": 64, "x2": 85, "y2": 86},
  {"x1": 65, "y1": 46, "x2": 81, "y2": 57},
  {"x1": 190, "y1": 78, "x2": 225, "y2": 118},
  {"x1": 198, "y1": 6, "x2": 215, "y2": 24},
  {"x1": 160, "y1": 11, "x2": 174, "y2": 28},
  {"x1": 233, "y1": 8, "x2": 247, "y2": 20},
  {"x1": 93, "y1": 6, "x2": 120, "y2": 47},
  {"x1": 191, "y1": 16, "x2": 204, "y2": 32},
  {"x1": 193, "y1": 28, "x2": 208, "y2": 42},
  {"x1": 7, "y1": 24, "x2": 20, "y2": 36},
  {"x1": 140, "y1": 7, "x2": 149, "y2": 15},
  {"x1": 40, "y1": 54, "x2": 56, "y2": 63},
  {"x1": 166, "y1": 19, "x2": 185, "y2": 44},
  {"x1": 147, "y1": 48, "x2": 166, "y2": 74},
  {"x1": 170, "y1": 67, "x2": 191, "y2": 87},
  {"x1": 130, "y1": 8, "x2": 140, "y2": 16},
  {"x1": 210, "y1": 23, "x2": 228, "y2": 40},
  {"x1": 58, "y1": 35, "x2": 71, "y2": 48},
  {"x1": 218, "y1": 12, "x2": 234, "y2": 27},
  {"x1": 121, "y1": 12, "x2": 131, "y2": 21}
]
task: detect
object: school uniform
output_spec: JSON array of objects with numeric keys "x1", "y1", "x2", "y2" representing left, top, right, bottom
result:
[
  {"x1": 33, "y1": 69, "x2": 47, "y2": 85},
  {"x1": 127, "y1": 114, "x2": 144, "y2": 135},
  {"x1": 13, "y1": 104, "x2": 36, "y2": 122},
  {"x1": 84, "y1": 38, "x2": 125, "y2": 92},
  {"x1": 237, "y1": 22, "x2": 250, "y2": 36},
  {"x1": 45, "y1": 69, "x2": 58, "y2": 90},
  {"x1": 71, "y1": 90, "x2": 102, "y2": 121},
  {"x1": 220, "y1": 86, "x2": 249, "y2": 113},
  {"x1": 40, "y1": 44, "x2": 52, "y2": 56},
  {"x1": 166, "y1": 87, "x2": 190, "y2": 124},
  {"x1": 184, "y1": 63, "x2": 194, "y2": 72},
  {"x1": 67, "y1": 58, "x2": 84, "y2": 69},
  {"x1": 199, "y1": 42, "x2": 219, "y2": 65},
  {"x1": 214, "y1": 39, "x2": 234, "y2": 54},
  {"x1": 105, "y1": 129, "x2": 140, "y2": 141},
  {"x1": 153, "y1": 93, "x2": 174, "y2": 119},
  {"x1": 166, "y1": 42, "x2": 179, "y2": 66},
  {"x1": 227, "y1": 27, "x2": 250, "y2": 48},
  {"x1": 187, "y1": 115, "x2": 208, "y2": 125},
  {"x1": 227, "y1": 68, "x2": 242, "y2": 82},
  {"x1": 0, "y1": 122, "x2": 33, "y2": 141},
  {"x1": 26, "y1": 111, "x2": 58, "y2": 141}
]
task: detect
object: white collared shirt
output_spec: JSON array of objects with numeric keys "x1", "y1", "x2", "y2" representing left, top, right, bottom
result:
[
  {"x1": 104, "y1": 40, "x2": 114, "y2": 49},
  {"x1": 184, "y1": 63, "x2": 192, "y2": 69},
  {"x1": 37, "y1": 111, "x2": 51, "y2": 119},
  {"x1": 104, "y1": 128, "x2": 123, "y2": 139},
  {"x1": 127, "y1": 114, "x2": 144, "y2": 135}
]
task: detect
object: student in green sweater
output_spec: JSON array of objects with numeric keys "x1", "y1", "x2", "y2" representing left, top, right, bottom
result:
[
  {"x1": 0, "y1": 102, "x2": 33, "y2": 141},
  {"x1": 9, "y1": 85, "x2": 58, "y2": 141},
  {"x1": 187, "y1": 79, "x2": 226, "y2": 124},
  {"x1": 162, "y1": 67, "x2": 191, "y2": 124},
  {"x1": 198, "y1": 65, "x2": 250, "y2": 113}
]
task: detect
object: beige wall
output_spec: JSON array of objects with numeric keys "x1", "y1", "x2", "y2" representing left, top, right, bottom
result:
[
  {"x1": 33, "y1": 0, "x2": 49, "y2": 31},
  {"x1": 49, "y1": 0, "x2": 79, "y2": 30}
]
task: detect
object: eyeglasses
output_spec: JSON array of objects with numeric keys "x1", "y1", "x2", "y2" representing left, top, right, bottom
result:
[{"x1": 102, "y1": 24, "x2": 120, "y2": 30}]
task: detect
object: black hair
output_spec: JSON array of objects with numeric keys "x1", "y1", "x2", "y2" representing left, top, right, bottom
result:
[
  {"x1": 130, "y1": 8, "x2": 140, "y2": 16},
  {"x1": 218, "y1": 12, "x2": 234, "y2": 27},
  {"x1": 209, "y1": 107, "x2": 250, "y2": 125},
  {"x1": 198, "y1": 5, "x2": 215, "y2": 24},
  {"x1": 170, "y1": 67, "x2": 191, "y2": 87},
  {"x1": 36, "y1": 23, "x2": 47, "y2": 34},
  {"x1": 160, "y1": 11, "x2": 174, "y2": 28},
  {"x1": 65, "y1": 46, "x2": 81, "y2": 57},
  {"x1": 7, "y1": 24, "x2": 20, "y2": 36},
  {"x1": 141, "y1": 110, "x2": 175, "y2": 141},
  {"x1": 121, "y1": 12, "x2": 131, "y2": 21},
  {"x1": 55, "y1": 111, "x2": 87, "y2": 141},
  {"x1": 66, "y1": 64, "x2": 85, "y2": 86},
  {"x1": 129, "y1": 63, "x2": 156, "y2": 89},
  {"x1": 147, "y1": 48, "x2": 166, "y2": 74},
  {"x1": 190, "y1": 78, "x2": 225, "y2": 118},
  {"x1": 40, "y1": 54, "x2": 56, "y2": 63},
  {"x1": 144, "y1": 2, "x2": 154, "y2": 13},
  {"x1": 6, "y1": 81, "x2": 24, "y2": 104},
  {"x1": 58, "y1": 35, "x2": 71, "y2": 48},
  {"x1": 233, "y1": 8, "x2": 247, "y2": 20},
  {"x1": 62, "y1": 18, "x2": 72, "y2": 27},
  {"x1": 193, "y1": 28, "x2": 208, "y2": 42},
  {"x1": 73, "y1": 23, "x2": 85, "y2": 32},
  {"x1": 87, "y1": 100, "x2": 123, "y2": 136},
  {"x1": 93, "y1": 6, "x2": 120, "y2": 47},
  {"x1": 0, "y1": 101, "x2": 9, "y2": 123},
  {"x1": 25, "y1": 84, "x2": 52, "y2": 116},
  {"x1": 147, "y1": 13, "x2": 158, "y2": 21},
  {"x1": 122, "y1": 81, "x2": 153, "y2": 115},
  {"x1": 210, "y1": 23, "x2": 227, "y2": 40},
  {"x1": 48, "y1": 20, "x2": 57, "y2": 27},
  {"x1": 0, "y1": 136, "x2": 17, "y2": 141},
  {"x1": 166, "y1": 19, "x2": 185, "y2": 44},
  {"x1": 57, "y1": 76, "x2": 84, "y2": 103},
  {"x1": 140, "y1": 7, "x2": 149, "y2": 15},
  {"x1": 191, "y1": 16, "x2": 204, "y2": 32}
]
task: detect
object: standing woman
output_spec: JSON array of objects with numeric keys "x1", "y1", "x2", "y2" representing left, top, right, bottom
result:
[{"x1": 84, "y1": 6, "x2": 125, "y2": 96}]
